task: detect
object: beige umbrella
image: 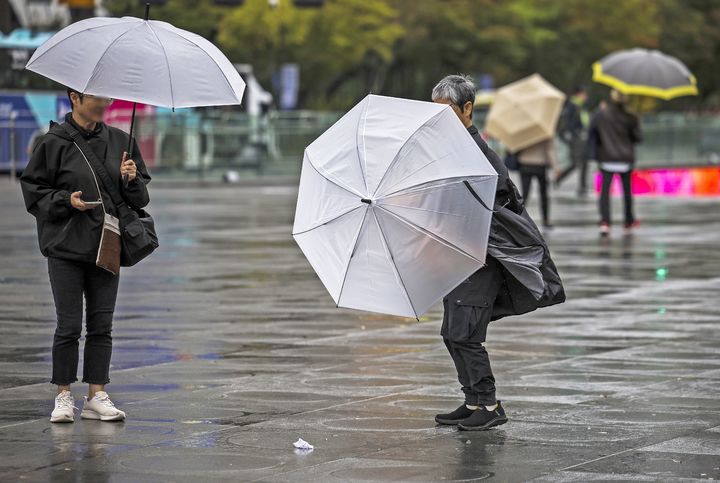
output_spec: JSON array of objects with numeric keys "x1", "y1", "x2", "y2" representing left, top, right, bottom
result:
[{"x1": 485, "y1": 73, "x2": 566, "y2": 153}]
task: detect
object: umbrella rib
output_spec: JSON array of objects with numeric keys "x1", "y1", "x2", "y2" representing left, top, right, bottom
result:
[
  {"x1": 305, "y1": 150, "x2": 364, "y2": 198},
  {"x1": 27, "y1": 19, "x2": 139, "y2": 71},
  {"x1": 356, "y1": 96, "x2": 370, "y2": 194},
  {"x1": 374, "y1": 149, "x2": 456, "y2": 198},
  {"x1": 378, "y1": 202, "x2": 464, "y2": 219},
  {"x1": 380, "y1": 175, "x2": 495, "y2": 200},
  {"x1": 371, "y1": 108, "x2": 446, "y2": 197},
  {"x1": 82, "y1": 21, "x2": 148, "y2": 94},
  {"x1": 335, "y1": 206, "x2": 370, "y2": 310},
  {"x1": 375, "y1": 204, "x2": 484, "y2": 264},
  {"x1": 145, "y1": 22, "x2": 176, "y2": 109},
  {"x1": 371, "y1": 209, "x2": 418, "y2": 319},
  {"x1": 160, "y1": 28, "x2": 239, "y2": 103},
  {"x1": 292, "y1": 204, "x2": 364, "y2": 236}
]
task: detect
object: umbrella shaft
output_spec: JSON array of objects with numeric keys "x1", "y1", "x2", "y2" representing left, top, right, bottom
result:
[
  {"x1": 126, "y1": 3, "x2": 149, "y2": 157},
  {"x1": 126, "y1": 102, "x2": 137, "y2": 157}
]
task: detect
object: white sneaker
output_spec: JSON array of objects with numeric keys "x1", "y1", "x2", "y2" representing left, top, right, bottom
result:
[
  {"x1": 50, "y1": 390, "x2": 77, "y2": 423},
  {"x1": 81, "y1": 391, "x2": 126, "y2": 421}
]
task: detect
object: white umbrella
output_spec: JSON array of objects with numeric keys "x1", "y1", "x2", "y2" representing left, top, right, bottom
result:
[
  {"x1": 24, "y1": 8, "x2": 246, "y2": 165},
  {"x1": 25, "y1": 15, "x2": 245, "y2": 109},
  {"x1": 293, "y1": 94, "x2": 498, "y2": 319}
]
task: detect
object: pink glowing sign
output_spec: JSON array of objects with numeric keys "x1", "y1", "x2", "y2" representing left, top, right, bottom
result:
[
  {"x1": 595, "y1": 167, "x2": 720, "y2": 197},
  {"x1": 104, "y1": 100, "x2": 156, "y2": 168}
]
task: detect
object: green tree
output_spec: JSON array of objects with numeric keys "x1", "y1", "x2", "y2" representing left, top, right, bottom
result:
[
  {"x1": 502, "y1": 0, "x2": 661, "y2": 94},
  {"x1": 218, "y1": 0, "x2": 403, "y2": 108},
  {"x1": 103, "y1": 0, "x2": 717, "y2": 110},
  {"x1": 657, "y1": 0, "x2": 720, "y2": 106},
  {"x1": 384, "y1": 0, "x2": 528, "y2": 101},
  {"x1": 105, "y1": 0, "x2": 226, "y2": 41}
]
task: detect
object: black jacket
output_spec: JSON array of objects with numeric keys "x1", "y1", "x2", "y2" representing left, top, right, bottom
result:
[
  {"x1": 586, "y1": 102, "x2": 642, "y2": 163},
  {"x1": 441, "y1": 127, "x2": 565, "y2": 342},
  {"x1": 466, "y1": 125, "x2": 521, "y2": 213},
  {"x1": 20, "y1": 115, "x2": 150, "y2": 263},
  {"x1": 558, "y1": 99, "x2": 584, "y2": 143}
]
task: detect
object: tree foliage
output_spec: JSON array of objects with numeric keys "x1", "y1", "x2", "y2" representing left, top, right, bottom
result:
[{"x1": 105, "y1": 0, "x2": 720, "y2": 109}]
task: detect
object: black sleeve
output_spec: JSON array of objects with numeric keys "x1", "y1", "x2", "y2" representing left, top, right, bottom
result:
[
  {"x1": 557, "y1": 103, "x2": 572, "y2": 143},
  {"x1": 472, "y1": 134, "x2": 524, "y2": 213},
  {"x1": 584, "y1": 113, "x2": 599, "y2": 161},
  {"x1": 122, "y1": 138, "x2": 151, "y2": 209},
  {"x1": 20, "y1": 140, "x2": 74, "y2": 222}
]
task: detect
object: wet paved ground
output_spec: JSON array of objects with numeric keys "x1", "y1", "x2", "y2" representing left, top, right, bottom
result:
[{"x1": 0, "y1": 176, "x2": 719, "y2": 482}]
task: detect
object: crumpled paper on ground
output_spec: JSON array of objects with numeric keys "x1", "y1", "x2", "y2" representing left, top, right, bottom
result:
[{"x1": 293, "y1": 438, "x2": 314, "y2": 452}]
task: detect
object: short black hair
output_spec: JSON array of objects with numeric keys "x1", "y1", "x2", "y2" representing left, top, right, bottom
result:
[
  {"x1": 66, "y1": 87, "x2": 83, "y2": 107},
  {"x1": 572, "y1": 85, "x2": 587, "y2": 95}
]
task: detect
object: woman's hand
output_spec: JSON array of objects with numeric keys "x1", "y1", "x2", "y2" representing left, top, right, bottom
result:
[
  {"x1": 70, "y1": 191, "x2": 89, "y2": 211},
  {"x1": 120, "y1": 151, "x2": 137, "y2": 182}
]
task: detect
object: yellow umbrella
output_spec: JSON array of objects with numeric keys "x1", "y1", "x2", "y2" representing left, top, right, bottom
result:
[{"x1": 485, "y1": 73, "x2": 566, "y2": 153}]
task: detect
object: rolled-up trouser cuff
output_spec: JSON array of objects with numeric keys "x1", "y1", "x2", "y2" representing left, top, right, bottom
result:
[
  {"x1": 50, "y1": 378, "x2": 78, "y2": 385},
  {"x1": 82, "y1": 378, "x2": 110, "y2": 385},
  {"x1": 464, "y1": 391, "x2": 496, "y2": 406}
]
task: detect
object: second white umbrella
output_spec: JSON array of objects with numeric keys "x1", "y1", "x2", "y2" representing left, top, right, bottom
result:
[{"x1": 293, "y1": 94, "x2": 498, "y2": 319}]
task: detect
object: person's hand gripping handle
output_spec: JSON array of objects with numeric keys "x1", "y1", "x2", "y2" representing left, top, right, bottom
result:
[{"x1": 120, "y1": 151, "x2": 137, "y2": 187}]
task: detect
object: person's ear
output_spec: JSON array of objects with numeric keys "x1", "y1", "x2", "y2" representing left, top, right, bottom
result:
[{"x1": 464, "y1": 101, "x2": 473, "y2": 118}]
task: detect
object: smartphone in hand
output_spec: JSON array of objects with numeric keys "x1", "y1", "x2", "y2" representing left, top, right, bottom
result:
[{"x1": 82, "y1": 198, "x2": 103, "y2": 208}]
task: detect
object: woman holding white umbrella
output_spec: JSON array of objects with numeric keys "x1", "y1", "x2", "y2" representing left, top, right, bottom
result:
[
  {"x1": 20, "y1": 6, "x2": 245, "y2": 423},
  {"x1": 21, "y1": 87, "x2": 149, "y2": 422}
]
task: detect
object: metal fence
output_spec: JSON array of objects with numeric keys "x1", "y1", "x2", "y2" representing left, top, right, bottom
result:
[
  {"x1": 2, "y1": 108, "x2": 720, "y2": 179},
  {"x1": 127, "y1": 109, "x2": 342, "y2": 179}
]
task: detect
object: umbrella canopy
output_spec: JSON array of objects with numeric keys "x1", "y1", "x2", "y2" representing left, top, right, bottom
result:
[
  {"x1": 485, "y1": 74, "x2": 565, "y2": 153},
  {"x1": 293, "y1": 94, "x2": 498, "y2": 319},
  {"x1": 25, "y1": 16, "x2": 245, "y2": 109},
  {"x1": 592, "y1": 48, "x2": 698, "y2": 100}
]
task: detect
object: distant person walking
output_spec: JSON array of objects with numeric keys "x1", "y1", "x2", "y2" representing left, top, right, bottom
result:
[
  {"x1": 20, "y1": 88, "x2": 151, "y2": 423},
  {"x1": 555, "y1": 86, "x2": 590, "y2": 196},
  {"x1": 586, "y1": 90, "x2": 642, "y2": 236},
  {"x1": 518, "y1": 138, "x2": 560, "y2": 229}
]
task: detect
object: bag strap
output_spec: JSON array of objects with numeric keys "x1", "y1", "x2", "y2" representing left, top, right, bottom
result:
[{"x1": 60, "y1": 122, "x2": 129, "y2": 214}]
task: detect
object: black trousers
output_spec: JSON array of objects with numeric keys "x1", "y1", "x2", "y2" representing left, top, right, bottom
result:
[
  {"x1": 443, "y1": 339, "x2": 496, "y2": 406},
  {"x1": 556, "y1": 136, "x2": 588, "y2": 192},
  {"x1": 520, "y1": 165, "x2": 550, "y2": 225},
  {"x1": 442, "y1": 258, "x2": 501, "y2": 406},
  {"x1": 599, "y1": 169, "x2": 635, "y2": 225},
  {"x1": 47, "y1": 257, "x2": 119, "y2": 385}
]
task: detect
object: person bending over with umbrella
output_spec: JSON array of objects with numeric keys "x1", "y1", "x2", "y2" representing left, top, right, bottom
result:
[
  {"x1": 431, "y1": 75, "x2": 565, "y2": 430},
  {"x1": 20, "y1": 88, "x2": 151, "y2": 423}
]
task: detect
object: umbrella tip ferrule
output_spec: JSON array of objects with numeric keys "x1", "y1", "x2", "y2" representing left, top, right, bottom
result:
[{"x1": 360, "y1": 198, "x2": 373, "y2": 205}]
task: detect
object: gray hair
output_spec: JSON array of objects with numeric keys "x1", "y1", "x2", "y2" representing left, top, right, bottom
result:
[{"x1": 431, "y1": 74, "x2": 476, "y2": 107}]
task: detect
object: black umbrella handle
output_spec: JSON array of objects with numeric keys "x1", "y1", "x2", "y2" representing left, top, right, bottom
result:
[
  {"x1": 123, "y1": 102, "x2": 137, "y2": 188},
  {"x1": 464, "y1": 180, "x2": 495, "y2": 212}
]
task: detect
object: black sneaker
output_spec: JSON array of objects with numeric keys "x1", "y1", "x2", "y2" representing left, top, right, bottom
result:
[
  {"x1": 434, "y1": 404, "x2": 475, "y2": 425},
  {"x1": 457, "y1": 401, "x2": 508, "y2": 431}
]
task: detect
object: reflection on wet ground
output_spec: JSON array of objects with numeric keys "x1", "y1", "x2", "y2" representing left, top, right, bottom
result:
[{"x1": 0, "y1": 180, "x2": 719, "y2": 481}]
